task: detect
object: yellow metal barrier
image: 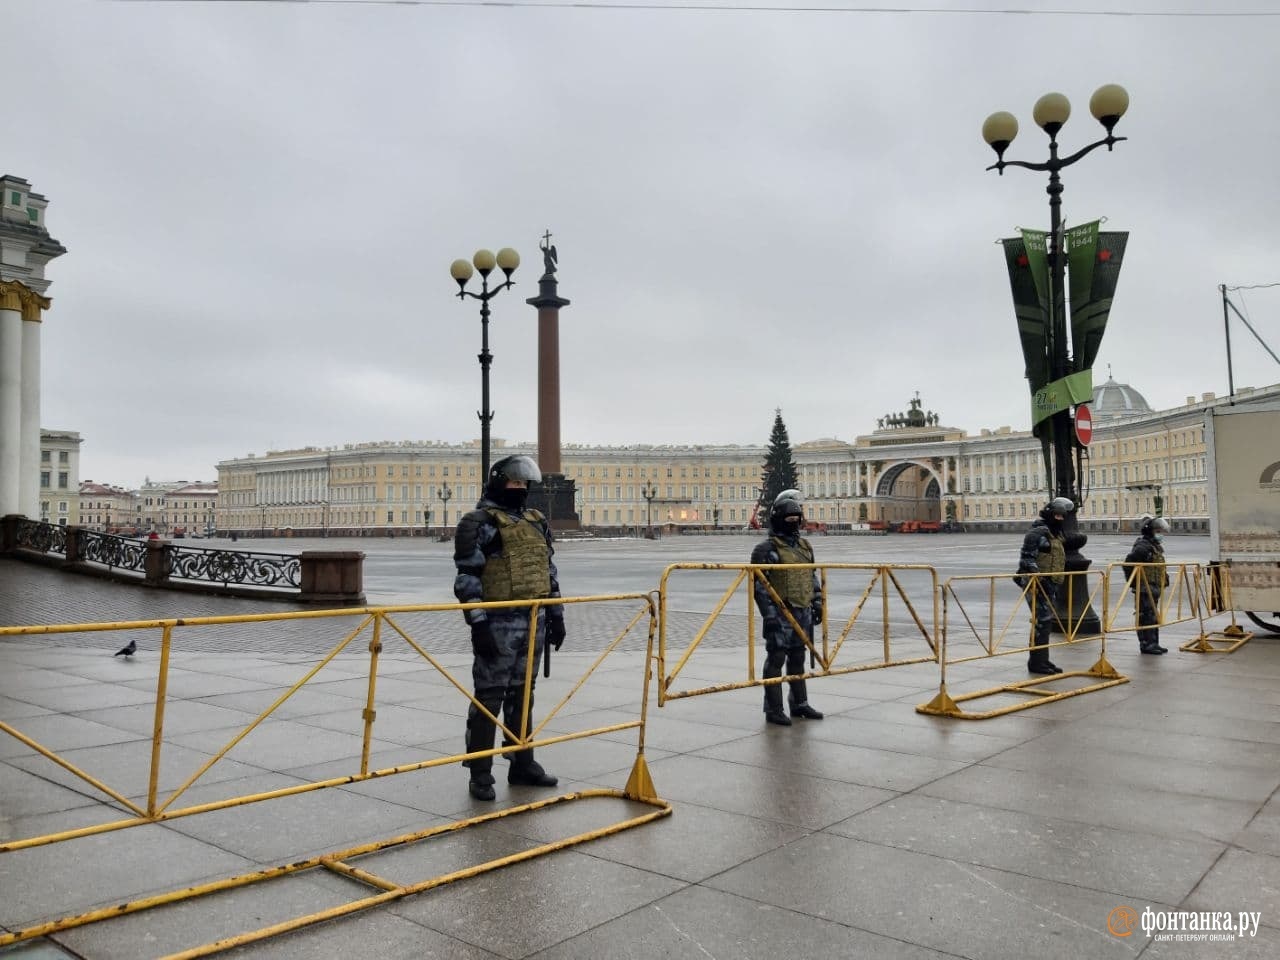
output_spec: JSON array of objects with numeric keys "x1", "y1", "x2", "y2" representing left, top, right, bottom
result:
[
  {"x1": 919, "y1": 570, "x2": 1128, "y2": 720},
  {"x1": 1102, "y1": 561, "x2": 1252, "y2": 653},
  {"x1": 0, "y1": 593, "x2": 671, "y2": 955},
  {"x1": 655, "y1": 562, "x2": 939, "y2": 704},
  {"x1": 1189, "y1": 562, "x2": 1254, "y2": 651}
]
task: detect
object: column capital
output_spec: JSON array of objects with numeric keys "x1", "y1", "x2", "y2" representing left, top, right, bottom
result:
[{"x1": 0, "y1": 280, "x2": 51, "y2": 321}]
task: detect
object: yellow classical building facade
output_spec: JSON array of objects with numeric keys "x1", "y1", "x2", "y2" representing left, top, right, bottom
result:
[{"x1": 213, "y1": 379, "x2": 1279, "y2": 538}]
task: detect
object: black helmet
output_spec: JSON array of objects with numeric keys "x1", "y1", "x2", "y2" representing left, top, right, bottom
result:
[
  {"x1": 770, "y1": 489, "x2": 804, "y2": 531},
  {"x1": 1140, "y1": 515, "x2": 1171, "y2": 536},
  {"x1": 486, "y1": 455, "x2": 541, "y2": 500},
  {"x1": 1040, "y1": 496, "x2": 1074, "y2": 520}
]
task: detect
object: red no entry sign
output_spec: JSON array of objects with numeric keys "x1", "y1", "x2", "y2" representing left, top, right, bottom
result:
[{"x1": 1075, "y1": 404, "x2": 1093, "y2": 446}]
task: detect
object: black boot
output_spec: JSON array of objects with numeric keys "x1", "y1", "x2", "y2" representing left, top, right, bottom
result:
[
  {"x1": 1028, "y1": 660, "x2": 1063, "y2": 675},
  {"x1": 790, "y1": 700, "x2": 824, "y2": 720},
  {"x1": 1139, "y1": 624, "x2": 1167, "y2": 654},
  {"x1": 502, "y1": 686, "x2": 557, "y2": 787},
  {"x1": 508, "y1": 754, "x2": 558, "y2": 787},
  {"x1": 1028, "y1": 630, "x2": 1061, "y2": 674},
  {"x1": 468, "y1": 770, "x2": 496, "y2": 801},
  {"x1": 788, "y1": 681, "x2": 823, "y2": 720},
  {"x1": 464, "y1": 695, "x2": 500, "y2": 801},
  {"x1": 763, "y1": 684, "x2": 791, "y2": 725}
]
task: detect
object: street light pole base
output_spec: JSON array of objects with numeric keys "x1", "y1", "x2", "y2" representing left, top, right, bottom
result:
[{"x1": 1054, "y1": 530, "x2": 1101, "y2": 634}]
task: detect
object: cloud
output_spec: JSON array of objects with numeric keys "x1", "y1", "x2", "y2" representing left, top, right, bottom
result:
[{"x1": 10, "y1": 0, "x2": 1280, "y2": 488}]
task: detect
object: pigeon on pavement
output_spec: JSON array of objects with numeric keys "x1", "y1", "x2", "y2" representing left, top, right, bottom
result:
[{"x1": 114, "y1": 639, "x2": 137, "y2": 657}]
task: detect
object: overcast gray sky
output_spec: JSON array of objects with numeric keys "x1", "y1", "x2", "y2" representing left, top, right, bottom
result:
[{"x1": 8, "y1": 0, "x2": 1280, "y2": 488}]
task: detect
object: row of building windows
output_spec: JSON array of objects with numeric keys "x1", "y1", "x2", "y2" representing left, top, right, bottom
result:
[
  {"x1": 323, "y1": 462, "x2": 767, "y2": 481},
  {"x1": 961, "y1": 494, "x2": 1204, "y2": 519}
]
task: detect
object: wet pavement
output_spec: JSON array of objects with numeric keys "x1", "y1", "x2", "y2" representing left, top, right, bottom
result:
[{"x1": 1, "y1": 533, "x2": 1276, "y2": 959}]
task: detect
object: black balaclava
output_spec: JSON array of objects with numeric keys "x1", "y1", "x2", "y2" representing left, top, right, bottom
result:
[
  {"x1": 772, "y1": 507, "x2": 803, "y2": 535},
  {"x1": 493, "y1": 486, "x2": 528, "y2": 511}
]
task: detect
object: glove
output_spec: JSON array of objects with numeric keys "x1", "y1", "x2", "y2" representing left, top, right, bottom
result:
[
  {"x1": 546, "y1": 619, "x2": 566, "y2": 651},
  {"x1": 762, "y1": 617, "x2": 782, "y2": 643},
  {"x1": 470, "y1": 622, "x2": 500, "y2": 661},
  {"x1": 811, "y1": 603, "x2": 823, "y2": 624}
]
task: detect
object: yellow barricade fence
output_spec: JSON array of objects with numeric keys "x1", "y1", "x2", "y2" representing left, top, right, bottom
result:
[
  {"x1": 655, "y1": 562, "x2": 939, "y2": 704},
  {"x1": 1195, "y1": 561, "x2": 1255, "y2": 651},
  {"x1": 0, "y1": 593, "x2": 670, "y2": 957},
  {"x1": 1103, "y1": 561, "x2": 1253, "y2": 653},
  {"x1": 919, "y1": 569, "x2": 1128, "y2": 719}
]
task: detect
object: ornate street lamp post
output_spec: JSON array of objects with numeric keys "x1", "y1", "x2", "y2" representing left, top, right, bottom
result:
[
  {"x1": 641, "y1": 481, "x2": 657, "y2": 540},
  {"x1": 983, "y1": 83, "x2": 1128, "y2": 631},
  {"x1": 982, "y1": 83, "x2": 1128, "y2": 517},
  {"x1": 713, "y1": 503, "x2": 721, "y2": 530},
  {"x1": 450, "y1": 247, "x2": 520, "y2": 481},
  {"x1": 439, "y1": 482, "x2": 452, "y2": 540}
]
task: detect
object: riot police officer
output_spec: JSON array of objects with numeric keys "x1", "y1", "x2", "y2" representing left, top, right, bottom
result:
[
  {"x1": 453, "y1": 455, "x2": 566, "y2": 801},
  {"x1": 1015, "y1": 497, "x2": 1074, "y2": 675},
  {"x1": 1125, "y1": 515, "x2": 1171, "y2": 654},
  {"x1": 750, "y1": 490, "x2": 824, "y2": 725}
]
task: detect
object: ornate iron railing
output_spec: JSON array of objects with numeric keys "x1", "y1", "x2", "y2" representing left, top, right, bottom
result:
[
  {"x1": 14, "y1": 517, "x2": 67, "y2": 556},
  {"x1": 11, "y1": 523, "x2": 300, "y2": 591},
  {"x1": 79, "y1": 530, "x2": 147, "y2": 572},
  {"x1": 168, "y1": 545, "x2": 301, "y2": 589}
]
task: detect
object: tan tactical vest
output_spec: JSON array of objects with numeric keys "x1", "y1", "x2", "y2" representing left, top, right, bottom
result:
[
  {"x1": 1142, "y1": 541, "x2": 1166, "y2": 589},
  {"x1": 480, "y1": 509, "x2": 550, "y2": 601},
  {"x1": 767, "y1": 537, "x2": 815, "y2": 606},
  {"x1": 1038, "y1": 533, "x2": 1066, "y2": 584}
]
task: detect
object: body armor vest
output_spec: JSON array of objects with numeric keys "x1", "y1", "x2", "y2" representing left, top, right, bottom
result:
[
  {"x1": 768, "y1": 537, "x2": 815, "y2": 606},
  {"x1": 1038, "y1": 533, "x2": 1066, "y2": 584},
  {"x1": 1140, "y1": 539, "x2": 1166, "y2": 589},
  {"x1": 480, "y1": 509, "x2": 550, "y2": 601}
]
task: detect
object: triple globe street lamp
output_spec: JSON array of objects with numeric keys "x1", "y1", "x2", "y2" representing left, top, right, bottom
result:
[
  {"x1": 450, "y1": 247, "x2": 520, "y2": 482},
  {"x1": 983, "y1": 84, "x2": 1126, "y2": 527},
  {"x1": 983, "y1": 83, "x2": 1128, "y2": 631},
  {"x1": 981, "y1": 83, "x2": 1128, "y2": 528},
  {"x1": 439, "y1": 482, "x2": 453, "y2": 540},
  {"x1": 641, "y1": 481, "x2": 657, "y2": 540}
]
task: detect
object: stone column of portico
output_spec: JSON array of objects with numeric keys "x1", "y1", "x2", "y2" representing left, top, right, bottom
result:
[
  {"x1": 18, "y1": 290, "x2": 48, "y2": 517},
  {"x1": 525, "y1": 233, "x2": 577, "y2": 529},
  {"x1": 0, "y1": 282, "x2": 22, "y2": 517},
  {"x1": 0, "y1": 281, "x2": 45, "y2": 518}
]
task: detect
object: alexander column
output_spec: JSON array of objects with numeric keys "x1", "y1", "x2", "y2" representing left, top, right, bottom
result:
[{"x1": 525, "y1": 231, "x2": 578, "y2": 529}]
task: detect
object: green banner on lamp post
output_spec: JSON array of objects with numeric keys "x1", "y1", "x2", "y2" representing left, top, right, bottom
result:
[
  {"x1": 1066, "y1": 219, "x2": 1100, "y2": 318},
  {"x1": 1020, "y1": 228, "x2": 1051, "y2": 310},
  {"x1": 1071, "y1": 228, "x2": 1128, "y2": 373},
  {"x1": 1031, "y1": 369, "x2": 1094, "y2": 428},
  {"x1": 1001, "y1": 234, "x2": 1049, "y2": 393}
]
